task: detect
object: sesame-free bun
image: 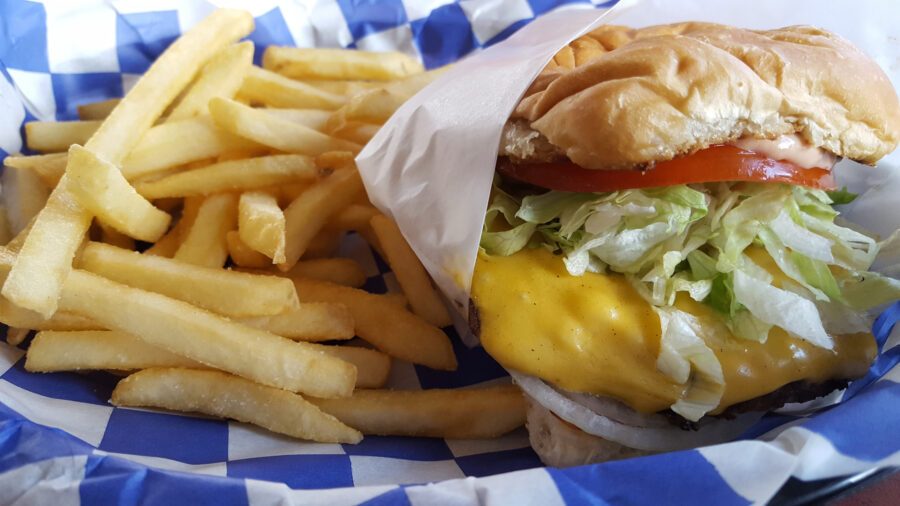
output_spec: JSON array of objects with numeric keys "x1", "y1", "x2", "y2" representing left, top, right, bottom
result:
[{"x1": 511, "y1": 23, "x2": 900, "y2": 170}]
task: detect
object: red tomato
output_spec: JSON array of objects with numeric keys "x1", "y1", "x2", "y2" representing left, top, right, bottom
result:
[{"x1": 497, "y1": 145, "x2": 837, "y2": 192}]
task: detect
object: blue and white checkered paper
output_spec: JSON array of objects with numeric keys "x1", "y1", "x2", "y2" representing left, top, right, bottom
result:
[{"x1": 2, "y1": 1, "x2": 900, "y2": 504}]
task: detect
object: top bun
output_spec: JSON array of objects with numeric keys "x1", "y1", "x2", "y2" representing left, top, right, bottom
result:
[{"x1": 511, "y1": 22, "x2": 900, "y2": 170}]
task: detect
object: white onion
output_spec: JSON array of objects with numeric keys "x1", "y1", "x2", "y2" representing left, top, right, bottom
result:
[{"x1": 511, "y1": 370, "x2": 763, "y2": 453}]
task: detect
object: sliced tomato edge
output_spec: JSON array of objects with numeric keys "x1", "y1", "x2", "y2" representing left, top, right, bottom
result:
[{"x1": 497, "y1": 145, "x2": 838, "y2": 192}]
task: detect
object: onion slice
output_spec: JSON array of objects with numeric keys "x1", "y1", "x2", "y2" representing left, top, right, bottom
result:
[{"x1": 511, "y1": 370, "x2": 763, "y2": 453}]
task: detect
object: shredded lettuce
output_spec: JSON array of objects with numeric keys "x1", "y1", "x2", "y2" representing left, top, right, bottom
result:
[
  {"x1": 654, "y1": 307, "x2": 725, "y2": 421},
  {"x1": 480, "y1": 178, "x2": 900, "y2": 418}
]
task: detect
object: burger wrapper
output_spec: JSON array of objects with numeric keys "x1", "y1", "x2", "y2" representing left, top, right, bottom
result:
[{"x1": 1, "y1": 0, "x2": 900, "y2": 505}]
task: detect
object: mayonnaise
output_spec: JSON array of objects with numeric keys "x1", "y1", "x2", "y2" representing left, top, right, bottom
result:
[{"x1": 729, "y1": 134, "x2": 838, "y2": 169}]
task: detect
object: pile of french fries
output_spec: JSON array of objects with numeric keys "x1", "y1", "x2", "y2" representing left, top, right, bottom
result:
[{"x1": 0, "y1": 9, "x2": 524, "y2": 444}]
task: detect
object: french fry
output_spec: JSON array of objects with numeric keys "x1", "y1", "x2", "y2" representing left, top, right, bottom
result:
[
  {"x1": 292, "y1": 279, "x2": 457, "y2": 370},
  {"x1": 30, "y1": 262, "x2": 358, "y2": 397},
  {"x1": 328, "y1": 88, "x2": 407, "y2": 127},
  {"x1": 4, "y1": 217, "x2": 33, "y2": 253},
  {"x1": 328, "y1": 121, "x2": 380, "y2": 145},
  {"x1": 144, "y1": 196, "x2": 203, "y2": 257},
  {"x1": 167, "y1": 41, "x2": 254, "y2": 121},
  {"x1": 310, "y1": 386, "x2": 527, "y2": 439},
  {"x1": 2, "y1": 9, "x2": 255, "y2": 317},
  {"x1": 238, "y1": 191, "x2": 286, "y2": 263},
  {"x1": 26, "y1": 330, "x2": 198, "y2": 371},
  {"x1": 328, "y1": 204, "x2": 384, "y2": 257},
  {"x1": 174, "y1": 193, "x2": 237, "y2": 268},
  {"x1": 262, "y1": 47, "x2": 424, "y2": 81},
  {"x1": 312, "y1": 345, "x2": 391, "y2": 389},
  {"x1": 25, "y1": 120, "x2": 100, "y2": 153},
  {"x1": 88, "y1": 10, "x2": 255, "y2": 163},
  {"x1": 8, "y1": 118, "x2": 263, "y2": 187},
  {"x1": 1, "y1": 186, "x2": 93, "y2": 317},
  {"x1": 111, "y1": 368, "x2": 362, "y2": 443},
  {"x1": 240, "y1": 257, "x2": 367, "y2": 287},
  {"x1": 97, "y1": 222, "x2": 136, "y2": 250},
  {"x1": 370, "y1": 215, "x2": 452, "y2": 327},
  {"x1": 281, "y1": 168, "x2": 365, "y2": 269},
  {"x1": 383, "y1": 65, "x2": 450, "y2": 98},
  {"x1": 208, "y1": 97, "x2": 362, "y2": 155},
  {"x1": 304, "y1": 80, "x2": 382, "y2": 96},
  {"x1": 77, "y1": 98, "x2": 121, "y2": 120},
  {"x1": 237, "y1": 302, "x2": 354, "y2": 341},
  {"x1": 122, "y1": 116, "x2": 264, "y2": 181},
  {"x1": 77, "y1": 241, "x2": 299, "y2": 317},
  {"x1": 0, "y1": 165, "x2": 50, "y2": 235},
  {"x1": 3, "y1": 153, "x2": 68, "y2": 187},
  {"x1": 0, "y1": 294, "x2": 99, "y2": 331},
  {"x1": 5, "y1": 327, "x2": 30, "y2": 347},
  {"x1": 238, "y1": 66, "x2": 346, "y2": 110},
  {"x1": 226, "y1": 230, "x2": 271, "y2": 267},
  {"x1": 65, "y1": 145, "x2": 171, "y2": 242},
  {"x1": 26, "y1": 328, "x2": 387, "y2": 390},
  {"x1": 261, "y1": 108, "x2": 333, "y2": 130},
  {"x1": 0, "y1": 206, "x2": 11, "y2": 245},
  {"x1": 135, "y1": 154, "x2": 318, "y2": 200},
  {"x1": 284, "y1": 258, "x2": 367, "y2": 287}
]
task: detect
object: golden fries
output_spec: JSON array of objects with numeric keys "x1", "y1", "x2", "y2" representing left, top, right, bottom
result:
[
  {"x1": 77, "y1": 98, "x2": 121, "y2": 120},
  {"x1": 5, "y1": 327, "x2": 30, "y2": 347},
  {"x1": 312, "y1": 345, "x2": 391, "y2": 389},
  {"x1": 370, "y1": 215, "x2": 452, "y2": 327},
  {"x1": 112, "y1": 368, "x2": 362, "y2": 443},
  {"x1": 2, "y1": 8, "x2": 255, "y2": 317},
  {"x1": 236, "y1": 302, "x2": 353, "y2": 341},
  {"x1": 0, "y1": 10, "x2": 494, "y2": 447},
  {"x1": 238, "y1": 191, "x2": 287, "y2": 263},
  {"x1": 167, "y1": 41, "x2": 254, "y2": 121},
  {"x1": 0, "y1": 164, "x2": 50, "y2": 235},
  {"x1": 225, "y1": 230, "x2": 271, "y2": 267},
  {"x1": 209, "y1": 97, "x2": 362, "y2": 155},
  {"x1": 136, "y1": 154, "x2": 319, "y2": 199},
  {"x1": 77, "y1": 241, "x2": 299, "y2": 317},
  {"x1": 2, "y1": 153, "x2": 68, "y2": 187},
  {"x1": 50, "y1": 266, "x2": 357, "y2": 398},
  {"x1": 281, "y1": 168, "x2": 365, "y2": 269},
  {"x1": 25, "y1": 120, "x2": 100, "y2": 153},
  {"x1": 262, "y1": 47, "x2": 423, "y2": 81},
  {"x1": 122, "y1": 116, "x2": 264, "y2": 181},
  {"x1": 261, "y1": 108, "x2": 332, "y2": 130},
  {"x1": 311, "y1": 386, "x2": 527, "y2": 439},
  {"x1": 174, "y1": 193, "x2": 237, "y2": 268},
  {"x1": 238, "y1": 66, "x2": 346, "y2": 109},
  {"x1": 26, "y1": 330, "x2": 199, "y2": 371},
  {"x1": 0, "y1": 294, "x2": 99, "y2": 331},
  {"x1": 245, "y1": 257, "x2": 368, "y2": 287},
  {"x1": 66, "y1": 145, "x2": 172, "y2": 242},
  {"x1": 292, "y1": 279, "x2": 457, "y2": 370}
]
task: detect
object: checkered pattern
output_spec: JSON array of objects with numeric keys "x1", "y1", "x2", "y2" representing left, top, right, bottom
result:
[{"x1": 2, "y1": 1, "x2": 900, "y2": 505}]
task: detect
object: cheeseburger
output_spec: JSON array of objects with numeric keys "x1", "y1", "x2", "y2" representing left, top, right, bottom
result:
[{"x1": 470, "y1": 22, "x2": 900, "y2": 466}]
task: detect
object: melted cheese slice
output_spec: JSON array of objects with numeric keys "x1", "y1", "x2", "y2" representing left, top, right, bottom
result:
[{"x1": 472, "y1": 247, "x2": 876, "y2": 414}]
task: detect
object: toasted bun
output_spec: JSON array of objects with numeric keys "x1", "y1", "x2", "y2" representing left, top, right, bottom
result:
[
  {"x1": 512, "y1": 23, "x2": 900, "y2": 170},
  {"x1": 525, "y1": 395, "x2": 651, "y2": 467}
]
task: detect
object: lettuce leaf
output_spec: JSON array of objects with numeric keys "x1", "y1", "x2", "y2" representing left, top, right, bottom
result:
[{"x1": 480, "y1": 178, "x2": 899, "y2": 418}]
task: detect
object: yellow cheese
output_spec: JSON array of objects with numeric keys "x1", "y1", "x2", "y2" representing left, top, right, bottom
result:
[{"x1": 471, "y1": 247, "x2": 876, "y2": 414}]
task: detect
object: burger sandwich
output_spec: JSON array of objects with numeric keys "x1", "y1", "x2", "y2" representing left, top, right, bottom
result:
[{"x1": 470, "y1": 22, "x2": 900, "y2": 467}]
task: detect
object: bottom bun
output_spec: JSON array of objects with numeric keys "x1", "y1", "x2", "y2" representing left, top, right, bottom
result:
[{"x1": 525, "y1": 395, "x2": 651, "y2": 467}]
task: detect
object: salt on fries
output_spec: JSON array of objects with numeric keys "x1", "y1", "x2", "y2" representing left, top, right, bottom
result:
[{"x1": 0, "y1": 8, "x2": 523, "y2": 445}]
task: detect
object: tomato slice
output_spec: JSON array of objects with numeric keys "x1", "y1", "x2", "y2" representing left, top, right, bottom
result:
[{"x1": 497, "y1": 145, "x2": 837, "y2": 192}]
